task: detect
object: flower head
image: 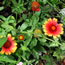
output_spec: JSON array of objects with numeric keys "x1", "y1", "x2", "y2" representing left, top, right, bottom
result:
[
  {"x1": 32, "y1": 1, "x2": 40, "y2": 11},
  {"x1": 18, "y1": 35, "x2": 24, "y2": 40},
  {"x1": 0, "y1": 34, "x2": 17, "y2": 55},
  {"x1": 34, "y1": 29, "x2": 42, "y2": 38},
  {"x1": 42, "y1": 18, "x2": 64, "y2": 38},
  {"x1": 17, "y1": 62, "x2": 23, "y2": 65}
]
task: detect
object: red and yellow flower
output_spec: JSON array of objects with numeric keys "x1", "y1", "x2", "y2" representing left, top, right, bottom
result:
[
  {"x1": 18, "y1": 35, "x2": 24, "y2": 40},
  {"x1": 0, "y1": 34, "x2": 17, "y2": 55},
  {"x1": 32, "y1": 1, "x2": 40, "y2": 11},
  {"x1": 42, "y1": 18, "x2": 64, "y2": 38}
]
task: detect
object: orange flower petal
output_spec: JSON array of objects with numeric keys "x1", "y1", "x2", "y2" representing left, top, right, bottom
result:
[{"x1": 32, "y1": 1, "x2": 40, "y2": 11}]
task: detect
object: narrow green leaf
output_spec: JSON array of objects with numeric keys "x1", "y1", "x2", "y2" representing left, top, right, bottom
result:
[
  {"x1": 0, "y1": 7, "x2": 4, "y2": 11},
  {"x1": 0, "y1": 56, "x2": 16, "y2": 63},
  {"x1": 0, "y1": 15, "x2": 6, "y2": 21},
  {"x1": 60, "y1": 43, "x2": 65, "y2": 50},
  {"x1": 30, "y1": 38, "x2": 37, "y2": 49},
  {"x1": 20, "y1": 22, "x2": 28, "y2": 31},
  {"x1": 24, "y1": 36, "x2": 32, "y2": 46},
  {"x1": 1, "y1": 23, "x2": 14, "y2": 32},
  {"x1": 32, "y1": 49, "x2": 39, "y2": 59}
]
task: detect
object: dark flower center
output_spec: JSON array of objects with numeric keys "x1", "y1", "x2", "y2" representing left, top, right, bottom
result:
[
  {"x1": 49, "y1": 25, "x2": 57, "y2": 32},
  {"x1": 3, "y1": 40, "x2": 11, "y2": 49}
]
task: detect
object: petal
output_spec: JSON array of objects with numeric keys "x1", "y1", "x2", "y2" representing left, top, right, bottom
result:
[
  {"x1": 12, "y1": 46, "x2": 17, "y2": 53},
  {"x1": 57, "y1": 35, "x2": 60, "y2": 37},
  {"x1": 5, "y1": 52, "x2": 8, "y2": 55},
  {"x1": 8, "y1": 34, "x2": 11, "y2": 37},
  {"x1": 14, "y1": 43, "x2": 17, "y2": 46},
  {"x1": 35, "y1": 8, "x2": 40, "y2": 11},
  {"x1": 12, "y1": 37, "x2": 15, "y2": 40},
  {"x1": 0, "y1": 50, "x2": 4, "y2": 54},
  {"x1": 60, "y1": 24, "x2": 63, "y2": 26},
  {"x1": 32, "y1": 8, "x2": 35, "y2": 11},
  {"x1": 42, "y1": 25, "x2": 45, "y2": 28},
  {"x1": 48, "y1": 18, "x2": 52, "y2": 22},
  {"x1": 53, "y1": 18, "x2": 58, "y2": 22},
  {"x1": 53, "y1": 36, "x2": 56, "y2": 39}
]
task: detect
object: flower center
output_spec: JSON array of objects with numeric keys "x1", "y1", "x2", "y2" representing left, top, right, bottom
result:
[
  {"x1": 20, "y1": 36, "x2": 23, "y2": 39},
  {"x1": 51, "y1": 26, "x2": 56, "y2": 30},
  {"x1": 3, "y1": 40, "x2": 11, "y2": 49}
]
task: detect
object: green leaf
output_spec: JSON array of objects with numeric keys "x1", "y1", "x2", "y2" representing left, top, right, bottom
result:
[
  {"x1": 53, "y1": 49, "x2": 62, "y2": 59},
  {"x1": 20, "y1": 22, "x2": 28, "y2": 31},
  {"x1": 38, "y1": 38, "x2": 46, "y2": 43},
  {"x1": 0, "y1": 56, "x2": 16, "y2": 63},
  {"x1": 8, "y1": 20, "x2": 15, "y2": 23},
  {"x1": 22, "y1": 14, "x2": 27, "y2": 20},
  {"x1": 60, "y1": 43, "x2": 65, "y2": 50},
  {"x1": 41, "y1": 55, "x2": 50, "y2": 62},
  {"x1": 49, "y1": 39, "x2": 60, "y2": 47},
  {"x1": 50, "y1": 0, "x2": 59, "y2": 5},
  {"x1": 1, "y1": 23, "x2": 14, "y2": 32},
  {"x1": 53, "y1": 51, "x2": 60, "y2": 59},
  {"x1": 41, "y1": 55, "x2": 54, "y2": 65},
  {"x1": 24, "y1": 36, "x2": 32, "y2": 46},
  {"x1": 0, "y1": 37, "x2": 7, "y2": 48},
  {"x1": 30, "y1": 38, "x2": 37, "y2": 49},
  {"x1": 37, "y1": 46, "x2": 46, "y2": 53},
  {"x1": 8, "y1": 63, "x2": 15, "y2": 65},
  {"x1": 0, "y1": 7, "x2": 4, "y2": 11},
  {"x1": 7, "y1": 16, "x2": 16, "y2": 24},
  {"x1": 32, "y1": 49, "x2": 39, "y2": 59},
  {"x1": 0, "y1": 15, "x2": 6, "y2": 21},
  {"x1": 41, "y1": 5, "x2": 52, "y2": 14},
  {"x1": 23, "y1": 62, "x2": 27, "y2": 65},
  {"x1": 0, "y1": 29, "x2": 6, "y2": 37},
  {"x1": 43, "y1": 0, "x2": 47, "y2": 4},
  {"x1": 62, "y1": 16, "x2": 65, "y2": 25}
]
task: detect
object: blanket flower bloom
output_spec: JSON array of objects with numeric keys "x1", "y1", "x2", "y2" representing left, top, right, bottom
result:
[
  {"x1": 0, "y1": 34, "x2": 17, "y2": 55},
  {"x1": 32, "y1": 1, "x2": 40, "y2": 11},
  {"x1": 42, "y1": 18, "x2": 64, "y2": 38},
  {"x1": 18, "y1": 35, "x2": 24, "y2": 40}
]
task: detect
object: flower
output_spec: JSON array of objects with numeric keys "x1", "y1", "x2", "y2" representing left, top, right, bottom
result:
[
  {"x1": 18, "y1": 35, "x2": 24, "y2": 40},
  {"x1": 34, "y1": 29, "x2": 42, "y2": 38},
  {"x1": 42, "y1": 18, "x2": 64, "y2": 38},
  {"x1": 0, "y1": 34, "x2": 17, "y2": 55},
  {"x1": 17, "y1": 62, "x2": 23, "y2": 65},
  {"x1": 32, "y1": 1, "x2": 40, "y2": 11}
]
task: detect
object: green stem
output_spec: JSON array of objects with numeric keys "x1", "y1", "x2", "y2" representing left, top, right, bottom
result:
[
  {"x1": 21, "y1": 31, "x2": 54, "y2": 42},
  {"x1": 45, "y1": 37, "x2": 54, "y2": 42},
  {"x1": 16, "y1": 28, "x2": 54, "y2": 42}
]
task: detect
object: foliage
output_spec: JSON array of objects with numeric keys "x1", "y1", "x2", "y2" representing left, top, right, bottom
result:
[{"x1": 0, "y1": 0, "x2": 65, "y2": 65}]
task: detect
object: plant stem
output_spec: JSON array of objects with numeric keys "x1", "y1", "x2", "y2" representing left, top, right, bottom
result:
[{"x1": 45, "y1": 37, "x2": 54, "y2": 42}]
